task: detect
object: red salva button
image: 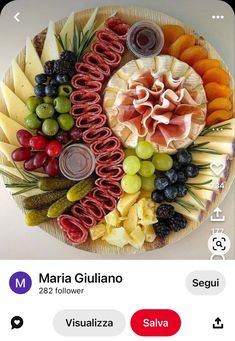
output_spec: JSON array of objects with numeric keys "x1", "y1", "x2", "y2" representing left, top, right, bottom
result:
[{"x1": 131, "y1": 309, "x2": 181, "y2": 337}]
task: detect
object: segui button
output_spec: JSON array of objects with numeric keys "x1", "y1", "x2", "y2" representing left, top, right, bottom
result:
[{"x1": 131, "y1": 309, "x2": 181, "y2": 337}]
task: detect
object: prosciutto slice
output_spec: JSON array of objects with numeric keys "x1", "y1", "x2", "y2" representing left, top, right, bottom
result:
[{"x1": 58, "y1": 215, "x2": 88, "y2": 245}]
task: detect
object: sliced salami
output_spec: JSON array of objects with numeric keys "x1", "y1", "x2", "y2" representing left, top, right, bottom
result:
[
  {"x1": 70, "y1": 90, "x2": 101, "y2": 105},
  {"x1": 58, "y1": 215, "x2": 88, "y2": 245},
  {"x1": 70, "y1": 103, "x2": 102, "y2": 118},
  {"x1": 76, "y1": 112, "x2": 107, "y2": 129},
  {"x1": 92, "y1": 187, "x2": 117, "y2": 211},
  {"x1": 71, "y1": 74, "x2": 102, "y2": 93},
  {"x1": 96, "y1": 30, "x2": 125, "y2": 54},
  {"x1": 71, "y1": 203, "x2": 97, "y2": 228},
  {"x1": 75, "y1": 62, "x2": 105, "y2": 82},
  {"x1": 80, "y1": 196, "x2": 106, "y2": 220},
  {"x1": 95, "y1": 178, "x2": 123, "y2": 197},
  {"x1": 83, "y1": 127, "x2": 113, "y2": 144},
  {"x1": 105, "y1": 17, "x2": 130, "y2": 43},
  {"x1": 91, "y1": 136, "x2": 121, "y2": 154},
  {"x1": 91, "y1": 42, "x2": 122, "y2": 69},
  {"x1": 96, "y1": 149, "x2": 125, "y2": 165},
  {"x1": 96, "y1": 164, "x2": 124, "y2": 180},
  {"x1": 83, "y1": 53, "x2": 111, "y2": 77}
]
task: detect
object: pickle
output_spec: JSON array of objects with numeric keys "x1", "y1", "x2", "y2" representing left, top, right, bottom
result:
[
  {"x1": 47, "y1": 196, "x2": 73, "y2": 218},
  {"x1": 67, "y1": 176, "x2": 95, "y2": 202},
  {"x1": 23, "y1": 190, "x2": 67, "y2": 210},
  {"x1": 25, "y1": 208, "x2": 50, "y2": 226},
  {"x1": 38, "y1": 177, "x2": 76, "y2": 191}
]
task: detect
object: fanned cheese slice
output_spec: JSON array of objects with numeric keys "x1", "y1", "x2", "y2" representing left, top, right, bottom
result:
[
  {"x1": 0, "y1": 164, "x2": 45, "y2": 179},
  {"x1": 117, "y1": 60, "x2": 139, "y2": 81},
  {"x1": 0, "y1": 142, "x2": 18, "y2": 164},
  {"x1": 41, "y1": 21, "x2": 60, "y2": 65},
  {"x1": 106, "y1": 74, "x2": 127, "y2": 92},
  {"x1": 0, "y1": 83, "x2": 30, "y2": 125},
  {"x1": 83, "y1": 7, "x2": 98, "y2": 34},
  {"x1": 0, "y1": 112, "x2": 29, "y2": 146},
  {"x1": 12, "y1": 60, "x2": 34, "y2": 102},
  {"x1": 25, "y1": 37, "x2": 44, "y2": 85},
  {"x1": 135, "y1": 57, "x2": 155, "y2": 70},
  {"x1": 59, "y1": 12, "x2": 74, "y2": 51}
]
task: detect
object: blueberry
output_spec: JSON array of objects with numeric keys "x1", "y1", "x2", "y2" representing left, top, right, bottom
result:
[
  {"x1": 165, "y1": 169, "x2": 178, "y2": 184},
  {"x1": 154, "y1": 176, "x2": 169, "y2": 190},
  {"x1": 35, "y1": 73, "x2": 48, "y2": 84},
  {"x1": 186, "y1": 164, "x2": 199, "y2": 178},
  {"x1": 34, "y1": 84, "x2": 46, "y2": 97},
  {"x1": 176, "y1": 149, "x2": 192, "y2": 165},
  {"x1": 49, "y1": 78, "x2": 58, "y2": 86},
  {"x1": 172, "y1": 157, "x2": 182, "y2": 171},
  {"x1": 151, "y1": 190, "x2": 165, "y2": 203},
  {"x1": 55, "y1": 74, "x2": 70, "y2": 84},
  {"x1": 177, "y1": 171, "x2": 187, "y2": 184},
  {"x1": 176, "y1": 184, "x2": 188, "y2": 197},
  {"x1": 164, "y1": 185, "x2": 178, "y2": 201},
  {"x1": 45, "y1": 85, "x2": 58, "y2": 97}
]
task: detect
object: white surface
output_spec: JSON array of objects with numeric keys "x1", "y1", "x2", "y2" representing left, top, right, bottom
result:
[{"x1": 0, "y1": 0, "x2": 234, "y2": 259}]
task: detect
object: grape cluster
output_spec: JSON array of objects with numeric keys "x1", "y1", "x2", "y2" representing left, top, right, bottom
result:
[
  {"x1": 151, "y1": 149, "x2": 199, "y2": 203},
  {"x1": 153, "y1": 204, "x2": 187, "y2": 238}
]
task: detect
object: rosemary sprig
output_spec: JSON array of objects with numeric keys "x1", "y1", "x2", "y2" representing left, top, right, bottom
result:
[
  {"x1": 197, "y1": 163, "x2": 210, "y2": 170},
  {"x1": 176, "y1": 199, "x2": 197, "y2": 212},
  {"x1": 200, "y1": 123, "x2": 232, "y2": 136},
  {"x1": 187, "y1": 187, "x2": 205, "y2": 208},
  {"x1": 187, "y1": 179, "x2": 212, "y2": 186},
  {"x1": 189, "y1": 142, "x2": 222, "y2": 155}
]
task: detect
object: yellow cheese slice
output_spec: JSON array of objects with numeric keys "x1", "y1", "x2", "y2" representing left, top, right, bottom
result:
[
  {"x1": 12, "y1": 60, "x2": 34, "y2": 102},
  {"x1": 0, "y1": 164, "x2": 45, "y2": 179},
  {"x1": 59, "y1": 12, "x2": 74, "y2": 51},
  {"x1": 83, "y1": 7, "x2": 98, "y2": 34},
  {"x1": 0, "y1": 83, "x2": 30, "y2": 125},
  {"x1": 0, "y1": 142, "x2": 18, "y2": 164},
  {"x1": 0, "y1": 112, "x2": 29, "y2": 146},
  {"x1": 25, "y1": 38, "x2": 44, "y2": 85},
  {"x1": 41, "y1": 21, "x2": 60, "y2": 65}
]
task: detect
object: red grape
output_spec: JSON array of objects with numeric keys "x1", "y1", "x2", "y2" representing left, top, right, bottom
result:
[
  {"x1": 16, "y1": 130, "x2": 32, "y2": 147},
  {"x1": 45, "y1": 158, "x2": 59, "y2": 177},
  {"x1": 29, "y1": 135, "x2": 48, "y2": 150},
  {"x1": 12, "y1": 147, "x2": 32, "y2": 161},
  {"x1": 24, "y1": 156, "x2": 37, "y2": 171},
  {"x1": 56, "y1": 131, "x2": 70, "y2": 145},
  {"x1": 69, "y1": 127, "x2": 83, "y2": 141},
  {"x1": 46, "y1": 140, "x2": 63, "y2": 157},
  {"x1": 33, "y1": 151, "x2": 49, "y2": 168}
]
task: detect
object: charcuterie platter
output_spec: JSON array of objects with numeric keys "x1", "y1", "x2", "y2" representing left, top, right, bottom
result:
[{"x1": 0, "y1": 6, "x2": 234, "y2": 254}]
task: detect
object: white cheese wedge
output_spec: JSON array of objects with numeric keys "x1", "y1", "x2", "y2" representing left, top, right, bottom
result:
[
  {"x1": 12, "y1": 60, "x2": 34, "y2": 102},
  {"x1": 25, "y1": 37, "x2": 44, "y2": 85},
  {"x1": 83, "y1": 7, "x2": 98, "y2": 34},
  {"x1": 107, "y1": 74, "x2": 127, "y2": 92},
  {"x1": 0, "y1": 83, "x2": 30, "y2": 125},
  {"x1": 0, "y1": 142, "x2": 18, "y2": 164},
  {"x1": 117, "y1": 60, "x2": 139, "y2": 81},
  {"x1": 135, "y1": 57, "x2": 155, "y2": 70},
  {"x1": 0, "y1": 112, "x2": 29, "y2": 146},
  {"x1": 41, "y1": 21, "x2": 60, "y2": 65},
  {"x1": 59, "y1": 12, "x2": 74, "y2": 52},
  {"x1": 0, "y1": 164, "x2": 45, "y2": 179},
  {"x1": 194, "y1": 136, "x2": 235, "y2": 157}
]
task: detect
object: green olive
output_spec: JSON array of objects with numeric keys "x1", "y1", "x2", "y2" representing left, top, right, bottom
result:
[
  {"x1": 43, "y1": 96, "x2": 54, "y2": 104},
  {"x1": 42, "y1": 118, "x2": 59, "y2": 136},
  {"x1": 26, "y1": 96, "x2": 43, "y2": 113},
  {"x1": 57, "y1": 114, "x2": 75, "y2": 131},
  {"x1": 54, "y1": 96, "x2": 72, "y2": 114},
  {"x1": 58, "y1": 85, "x2": 73, "y2": 97},
  {"x1": 25, "y1": 113, "x2": 42, "y2": 130},
  {"x1": 36, "y1": 103, "x2": 55, "y2": 119}
]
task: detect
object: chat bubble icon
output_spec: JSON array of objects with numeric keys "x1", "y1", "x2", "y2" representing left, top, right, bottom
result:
[{"x1": 11, "y1": 316, "x2": 23, "y2": 330}]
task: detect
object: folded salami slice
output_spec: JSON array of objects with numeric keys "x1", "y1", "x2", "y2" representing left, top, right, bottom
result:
[
  {"x1": 95, "y1": 178, "x2": 123, "y2": 197},
  {"x1": 80, "y1": 195, "x2": 106, "y2": 220},
  {"x1": 58, "y1": 214, "x2": 88, "y2": 245},
  {"x1": 96, "y1": 164, "x2": 124, "y2": 180},
  {"x1": 71, "y1": 204, "x2": 97, "y2": 228},
  {"x1": 92, "y1": 187, "x2": 117, "y2": 211},
  {"x1": 96, "y1": 149, "x2": 125, "y2": 165},
  {"x1": 83, "y1": 127, "x2": 113, "y2": 144},
  {"x1": 91, "y1": 136, "x2": 121, "y2": 154},
  {"x1": 75, "y1": 63, "x2": 105, "y2": 81},
  {"x1": 96, "y1": 30, "x2": 125, "y2": 54},
  {"x1": 91, "y1": 42, "x2": 122, "y2": 69},
  {"x1": 83, "y1": 53, "x2": 111, "y2": 77},
  {"x1": 76, "y1": 112, "x2": 107, "y2": 129},
  {"x1": 70, "y1": 103, "x2": 102, "y2": 118},
  {"x1": 71, "y1": 74, "x2": 102, "y2": 93},
  {"x1": 105, "y1": 17, "x2": 130, "y2": 43},
  {"x1": 70, "y1": 90, "x2": 101, "y2": 105}
]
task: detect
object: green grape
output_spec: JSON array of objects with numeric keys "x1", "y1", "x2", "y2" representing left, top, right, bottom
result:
[
  {"x1": 135, "y1": 141, "x2": 154, "y2": 159},
  {"x1": 121, "y1": 174, "x2": 142, "y2": 194},
  {"x1": 152, "y1": 153, "x2": 173, "y2": 171},
  {"x1": 141, "y1": 175, "x2": 155, "y2": 192},
  {"x1": 139, "y1": 161, "x2": 155, "y2": 177},
  {"x1": 124, "y1": 148, "x2": 136, "y2": 157},
  {"x1": 123, "y1": 156, "x2": 141, "y2": 175}
]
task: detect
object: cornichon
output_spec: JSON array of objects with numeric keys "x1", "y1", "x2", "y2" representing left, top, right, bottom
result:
[
  {"x1": 47, "y1": 196, "x2": 73, "y2": 218},
  {"x1": 67, "y1": 175, "x2": 95, "y2": 202},
  {"x1": 25, "y1": 208, "x2": 50, "y2": 226},
  {"x1": 23, "y1": 190, "x2": 67, "y2": 210},
  {"x1": 38, "y1": 177, "x2": 76, "y2": 191}
]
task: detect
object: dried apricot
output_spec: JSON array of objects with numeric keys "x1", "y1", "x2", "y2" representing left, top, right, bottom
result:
[
  {"x1": 202, "y1": 67, "x2": 230, "y2": 85},
  {"x1": 206, "y1": 110, "x2": 233, "y2": 126},
  {"x1": 207, "y1": 97, "x2": 232, "y2": 113},
  {"x1": 168, "y1": 35, "x2": 196, "y2": 58},
  {"x1": 192, "y1": 59, "x2": 221, "y2": 76},
  {"x1": 204, "y1": 82, "x2": 232, "y2": 101},
  {"x1": 161, "y1": 25, "x2": 185, "y2": 54},
  {"x1": 179, "y1": 46, "x2": 208, "y2": 65}
]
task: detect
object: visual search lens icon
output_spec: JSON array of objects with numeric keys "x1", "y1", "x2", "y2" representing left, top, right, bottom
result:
[
  {"x1": 9, "y1": 271, "x2": 32, "y2": 294},
  {"x1": 11, "y1": 316, "x2": 24, "y2": 329}
]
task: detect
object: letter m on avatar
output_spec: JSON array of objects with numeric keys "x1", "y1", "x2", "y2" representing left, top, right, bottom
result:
[{"x1": 15, "y1": 278, "x2": 26, "y2": 288}]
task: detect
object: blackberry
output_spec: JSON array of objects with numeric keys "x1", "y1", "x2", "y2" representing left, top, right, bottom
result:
[
  {"x1": 154, "y1": 176, "x2": 169, "y2": 190},
  {"x1": 44, "y1": 60, "x2": 55, "y2": 76},
  {"x1": 177, "y1": 171, "x2": 187, "y2": 184},
  {"x1": 157, "y1": 204, "x2": 175, "y2": 219},
  {"x1": 165, "y1": 169, "x2": 178, "y2": 184},
  {"x1": 153, "y1": 220, "x2": 171, "y2": 238},
  {"x1": 164, "y1": 185, "x2": 178, "y2": 201},
  {"x1": 151, "y1": 190, "x2": 164, "y2": 203},
  {"x1": 186, "y1": 164, "x2": 199, "y2": 178},
  {"x1": 168, "y1": 212, "x2": 187, "y2": 231},
  {"x1": 176, "y1": 149, "x2": 192, "y2": 165},
  {"x1": 176, "y1": 184, "x2": 188, "y2": 197},
  {"x1": 56, "y1": 74, "x2": 70, "y2": 84},
  {"x1": 54, "y1": 60, "x2": 75, "y2": 76},
  {"x1": 60, "y1": 50, "x2": 77, "y2": 63}
]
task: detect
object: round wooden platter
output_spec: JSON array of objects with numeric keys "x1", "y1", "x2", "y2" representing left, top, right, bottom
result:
[{"x1": 0, "y1": 6, "x2": 234, "y2": 255}]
